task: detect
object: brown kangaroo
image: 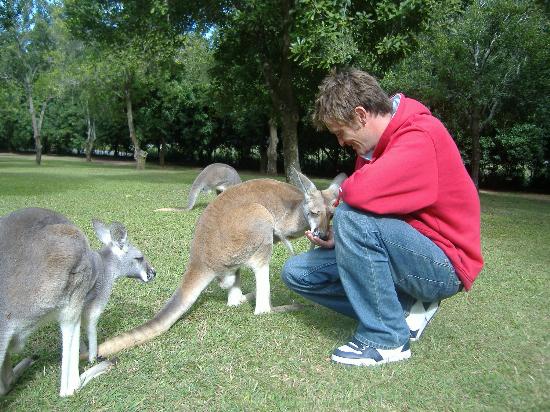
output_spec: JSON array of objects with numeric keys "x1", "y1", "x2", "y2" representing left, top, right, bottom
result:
[{"x1": 95, "y1": 169, "x2": 346, "y2": 358}]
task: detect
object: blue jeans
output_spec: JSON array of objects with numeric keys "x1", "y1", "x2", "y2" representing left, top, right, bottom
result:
[{"x1": 281, "y1": 203, "x2": 461, "y2": 349}]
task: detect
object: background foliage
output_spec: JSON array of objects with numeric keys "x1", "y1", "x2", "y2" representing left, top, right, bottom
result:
[{"x1": 0, "y1": 0, "x2": 548, "y2": 190}]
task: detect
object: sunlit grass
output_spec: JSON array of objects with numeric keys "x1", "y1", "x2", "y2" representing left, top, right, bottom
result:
[{"x1": 0, "y1": 153, "x2": 548, "y2": 411}]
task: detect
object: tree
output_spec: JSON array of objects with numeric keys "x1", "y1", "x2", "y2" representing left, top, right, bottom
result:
[
  {"x1": 138, "y1": 32, "x2": 217, "y2": 167},
  {"x1": 481, "y1": 123, "x2": 546, "y2": 188},
  {"x1": 212, "y1": 0, "x2": 447, "y2": 179},
  {"x1": 0, "y1": 0, "x2": 58, "y2": 164},
  {"x1": 211, "y1": 0, "x2": 302, "y2": 178},
  {"x1": 384, "y1": 0, "x2": 549, "y2": 187},
  {"x1": 65, "y1": 0, "x2": 183, "y2": 168}
]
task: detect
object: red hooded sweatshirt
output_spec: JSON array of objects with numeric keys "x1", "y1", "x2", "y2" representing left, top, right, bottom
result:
[{"x1": 340, "y1": 94, "x2": 483, "y2": 290}]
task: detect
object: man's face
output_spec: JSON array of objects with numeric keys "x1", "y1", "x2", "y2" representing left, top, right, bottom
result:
[{"x1": 325, "y1": 116, "x2": 377, "y2": 156}]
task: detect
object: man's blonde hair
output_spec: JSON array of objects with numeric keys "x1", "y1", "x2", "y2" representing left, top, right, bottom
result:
[{"x1": 313, "y1": 68, "x2": 392, "y2": 131}]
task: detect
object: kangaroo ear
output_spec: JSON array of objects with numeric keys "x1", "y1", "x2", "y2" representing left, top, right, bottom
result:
[
  {"x1": 109, "y1": 222, "x2": 128, "y2": 248},
  {"x1": 322, "y1": 173, "x2": 347, "y2": 205},
  {"x1": 92, "y1": 219, "x2": 112, "y2": 245},
  {"x1": 289, "y1": 167, "x2": 317, "y2": 197}
]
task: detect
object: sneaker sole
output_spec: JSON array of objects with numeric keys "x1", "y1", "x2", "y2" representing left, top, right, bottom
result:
[{"x1": 331, "y1": 350, "x2": 411, "y2": 367}]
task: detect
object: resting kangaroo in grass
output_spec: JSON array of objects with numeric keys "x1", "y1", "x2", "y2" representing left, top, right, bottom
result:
[
  {"x1": 186, "y1": 163, "x2": 242, "y2": 210},
  {"x1": 95, "y1": 169, "x2": 346, "y2": 357},
  {"x1": 0, "y1": 208, "x2": 156, "y2": 397}
]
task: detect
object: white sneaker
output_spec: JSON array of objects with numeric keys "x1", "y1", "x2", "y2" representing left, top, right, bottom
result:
[
  {"x1": 331, "y1": 338, "x2": 411, "y2": 366},
  {"x1": 406, "y1": 300, "x2": 440, "y2": 342}
]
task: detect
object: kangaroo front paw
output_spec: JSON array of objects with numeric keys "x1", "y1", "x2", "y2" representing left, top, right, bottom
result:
[{"x1": 227, "y1": 291, "x2": 248, "y2": 307}]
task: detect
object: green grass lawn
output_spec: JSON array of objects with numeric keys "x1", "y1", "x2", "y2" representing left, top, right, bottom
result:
[{"x1": 0, "y1": 153, "x2": 548, "y2": 411}]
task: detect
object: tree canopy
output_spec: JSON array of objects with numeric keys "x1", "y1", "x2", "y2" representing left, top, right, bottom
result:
[{"x1": 0, "y1": 0, "x2": 548, "y2": 190}]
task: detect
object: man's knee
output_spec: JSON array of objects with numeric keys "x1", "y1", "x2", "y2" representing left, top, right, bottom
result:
[
  {"x1": 281, "y1": 256, "x2": 302, "y2": 290},
  {"x1": 334, "y1": 204, "x2": 380, "y2": 247}
]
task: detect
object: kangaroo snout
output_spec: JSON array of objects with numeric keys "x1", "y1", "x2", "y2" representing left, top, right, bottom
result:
[
  {"x1": 312, "y1": 228, "x2": 327, "y2": 240},
  {"x1": 135, "y1": 264, "x2": 156, "y2": 282},
  {"x1": 145, "y1": 266, "x2": 156, "y2": 282},
  {"x1": 312, "y1": 228, "x2": 329, "y2": 241}
]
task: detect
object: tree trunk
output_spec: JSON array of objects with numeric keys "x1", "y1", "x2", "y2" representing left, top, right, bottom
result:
[
  {"x1": 259, "y1": 149, "x2": 267, "y2": 173},
  {"x1": 280, "y1": 109, "x2": 300, "y2": 179},
  {"x1": 279, "y1": 0, "x2": 300, "y2": 179},
  {"x1": 159, "y1": 135, "x2": 166, "y2": 167},
  {"x1": 470, "y1": 110, "x2": 482, "y2": 188},
  {"x1": 267, "y1": 117, "x2": 278, "y2": 175},
  {"x1": 85, "y1": 106, "x2": 96, "y2": 162},
  {"x1": 27, "y1": 84, "x2": 51, "y2": 166},
  {"x1": 261, "y1": 0, "x2": 301, "y2": 181},
  {"x1": 125, "y1": 85, "x2": 146, "y2": 169},
  {"x1": 28, "y1": 92, "x2": 42, "y2": 165}
]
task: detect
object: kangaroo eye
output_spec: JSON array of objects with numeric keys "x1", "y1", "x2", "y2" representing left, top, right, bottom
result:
[
  {"x1": 309, "y1": 211, "x2": 320, "y2": 217},
  {"x1": 135, "y1": 256, "x2": 144, "y2": 262}
]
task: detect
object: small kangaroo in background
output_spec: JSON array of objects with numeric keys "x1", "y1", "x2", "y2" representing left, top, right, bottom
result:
[
  {"x1": 0, "y1": 208, "x2": 156, "y2": 397},
  {"x1": 186, "y1": 163, "x2": 241, "y2": 210},
  {"x1": 95, "y1": 169, "x2": 346, "y2": 358}
]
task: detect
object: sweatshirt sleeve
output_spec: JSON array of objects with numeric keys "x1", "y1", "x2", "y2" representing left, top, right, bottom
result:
[{"x1": 341, "y1": 129, "x2": 438, "y2": 214}]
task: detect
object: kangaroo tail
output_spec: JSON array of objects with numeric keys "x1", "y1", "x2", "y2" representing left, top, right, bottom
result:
[
  {"x1": 96, "y1": 272, "x2": 211, "y2": 357},
  {"x1": 186, "y1": 179, "x2": 204, "y2": 211}
]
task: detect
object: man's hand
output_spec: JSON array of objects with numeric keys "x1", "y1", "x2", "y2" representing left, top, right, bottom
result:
[{"x1": 305, "y1": 227, "x2": 335, "y2": 249}]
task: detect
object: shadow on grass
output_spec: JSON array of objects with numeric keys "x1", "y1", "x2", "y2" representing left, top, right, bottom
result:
[
  {"x1": 0, "y1": 170, "x2": 200, "y2": 198},
  {"x1": 291, "y1": 304, "x2": 356, "y2": 341},
  {"x1": 0, "y1": 159, "x2": 37, "y2": 169},
  {"x1": 97, "y1": 172, "x2": 197, "y2": 185},
  {"x1": 0, "y1": 156, "x2": 134, "y2": 170},
  {"x1": 0, "y1": 172, "x2": 93, "y2": 196},
  {"x1": 95, "y1": 289, "x2": 214, "y2": 354}
]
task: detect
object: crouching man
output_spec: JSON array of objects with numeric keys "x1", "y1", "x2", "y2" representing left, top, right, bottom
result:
[{"x1": 281, "y1": 68, "x2": 483, "y2": 366}]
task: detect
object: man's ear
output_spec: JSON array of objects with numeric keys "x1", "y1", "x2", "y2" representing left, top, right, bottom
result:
[{"x1": 354, "y1": 106, "x2": 369, "y2": 125}]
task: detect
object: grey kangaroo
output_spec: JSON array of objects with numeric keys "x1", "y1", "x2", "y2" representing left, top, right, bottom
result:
[
  {"x1": 186, "y1": 163, "x2": 241, "y2": 210},
  {"x1": 95, "y1": 169, "x2": 346, "y2": 358},
  {"x1": 0, "y1": 208, "x2": 156, "y2": 397}
]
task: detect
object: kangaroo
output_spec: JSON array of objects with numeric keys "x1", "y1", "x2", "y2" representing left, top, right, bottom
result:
[
  {"x1": 0, "y1": 208, "x2": 156, "y2": 397},
  {"x1": 186, "y1": 163, "x2": 242, "y2": 210},
  {"x1": 95, "y1": 169, "x2": 346, "y2": 358}
]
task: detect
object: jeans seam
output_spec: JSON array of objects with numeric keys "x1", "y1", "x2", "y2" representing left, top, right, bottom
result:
[
  {"x1": 395, "y1": 270, "x2": 460, "y2": 297},
  {"x1": 396, "y1": 273, "x2": 445, "y2": 286},
  {"x1": 382, "y1": 237, "x2": 454, "y2": 271},
  {"x1": 297, "y1": 261, "x2": 336, "y2": 285}
]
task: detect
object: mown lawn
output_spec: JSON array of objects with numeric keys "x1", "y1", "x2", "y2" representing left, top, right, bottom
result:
[{"x1": 0, "y1": 153, "x2": 548, "y2": 411}]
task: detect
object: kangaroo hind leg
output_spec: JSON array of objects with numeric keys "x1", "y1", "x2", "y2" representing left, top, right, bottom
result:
[
  {"x1": 219, "y1": 270, "x2": 250, "y2": 307},
  {"x1": 249, "y1": 250, "x2": 304, "y2": 315},
  {"x1": 0, "y1": 336, "x2": 14, "y2": 396},
  {"x1": 0, "y1": 332, "x2": 35, "y2": 396}
]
